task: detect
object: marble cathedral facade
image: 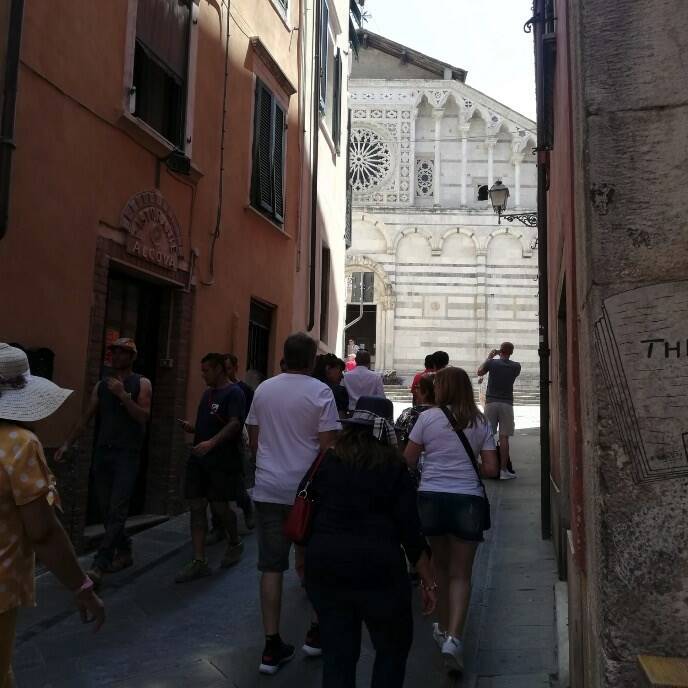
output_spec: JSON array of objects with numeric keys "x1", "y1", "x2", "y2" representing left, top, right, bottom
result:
[{"x1": 346, "y1": 32, "x2": 538, "y2": 400}]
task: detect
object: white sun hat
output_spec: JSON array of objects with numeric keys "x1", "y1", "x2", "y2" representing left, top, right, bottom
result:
[{"x1": 0, "y1": 343, "x2": 73, "y2": 422}]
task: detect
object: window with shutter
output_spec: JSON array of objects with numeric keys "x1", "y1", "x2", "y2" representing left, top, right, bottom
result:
[
  {"x1": 332, "y1": 49, "x2": 343, "y2": 154},
  {"x1": 319, "y1": 0, "x2": 329, "y2": 113},
  {"x1": 251, "y1": 80, "x2": 287, "y2": 225},
  {"x1": 133, "y1": 0, "x2": 191, "y2": 148},
  {"x1": 273, "y1": 104, "x2": 286, "y2": 222}
]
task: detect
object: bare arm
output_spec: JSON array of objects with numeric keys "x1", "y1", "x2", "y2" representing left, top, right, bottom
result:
[
  {"x1": 403, "y1": 440, "x2": 423, "y2": 469},
  {"x1": 107, "y1": 376, "x2": 151, "y2": 426},
  {"x1": 191, "y1": 417, "x2": 241, "y2": 456},
  {"x1": 318, "y1": 430, "x2": 338, "y2": 452},
  {"x1": 479, "y1": 449, "x2": 499, "y2": 479},
  {"x1": 55, "y1": 384, "x2": 100, "y2": 462},
  {"x1": 19, "y1": 497, "x2": 105, "y2": 630},
  {"x1": 477, "y1": 350, "x2": 499, "y2": 377}
]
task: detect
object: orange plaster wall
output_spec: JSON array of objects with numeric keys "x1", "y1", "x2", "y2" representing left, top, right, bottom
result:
[{"x1": 0, "y1": 0, "x2": 304, "y2": 443}]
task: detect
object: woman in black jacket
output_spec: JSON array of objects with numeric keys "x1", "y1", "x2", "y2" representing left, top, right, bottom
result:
[{"x1": 304, "y1": 396, "x2": 437, "y2": 688}]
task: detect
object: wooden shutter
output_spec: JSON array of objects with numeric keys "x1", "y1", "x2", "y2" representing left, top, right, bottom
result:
[
  {"x1": 319, "y1": 0, "x2": 329, "y2": 113},
  {"x1": 333, "y1": 49, "x2": 343, "y2": 153},
  {"x1": 253, "y1": 81, "x2": 274, "y2": 214},
  {"x1": 273, "y1": 103, "x2": 286, "y2": 222}
]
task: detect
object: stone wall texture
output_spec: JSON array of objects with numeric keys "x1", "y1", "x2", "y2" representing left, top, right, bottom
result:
[{"x1": 571, "y1": 1, "x2": 688, "y2": 684}]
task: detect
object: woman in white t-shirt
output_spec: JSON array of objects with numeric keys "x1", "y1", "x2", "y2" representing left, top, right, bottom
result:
[{"x1": 403, "y1": 367, "x2": 499, "y2": 674}]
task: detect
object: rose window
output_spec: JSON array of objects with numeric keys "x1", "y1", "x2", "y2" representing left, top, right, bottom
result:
[
  {"x1": 416, "y1": 159, "x2": 434, "y2": 196},
  {"x1": 349, "y1": 128, "x2": 392, "y2": 191}
]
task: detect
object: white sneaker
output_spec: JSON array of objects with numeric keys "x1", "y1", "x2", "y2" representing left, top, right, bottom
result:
[
  {"x1": 432, "y1": 622, "x2": 447, "y2": 650},
  {"x1": 500, "y1": 469, "x2": 517, "y2": 480},
  {"x1": 441, "y1": 635, "x2": 464, "y2": 673}
]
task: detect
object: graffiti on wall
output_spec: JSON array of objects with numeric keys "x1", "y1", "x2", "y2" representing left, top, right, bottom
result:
[{"x1": 594, "y1": 280, "x2": 688, "y2": 482}]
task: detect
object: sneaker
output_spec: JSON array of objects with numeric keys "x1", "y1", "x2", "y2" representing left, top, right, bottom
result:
[
  {"x1": 105, "y1": 550, "x2": 133, "y2": 573},
  {"x1": 441, "y1": 635, "x2": 464, "y2": 673},
  {"x1": 432, "y1": 622, "x2": 447, "y2": 650},
  {"x1": 302, "y1": 623, "x2": 322, "y2": 657},
  {"x1": 259, "y1": 638, "x2": 296, "y2": 675},
  {"x1": 175, "y1": 559, "x2": 212, "y2": 583},
  {"x1": 500, "y1": 469, "x2": 517, "y2": 480},
  {"x1": 220, "y1": 540, "x2": 244, "y2": 569},
  {"x1": 205, "y1": 529, "x2": 226, "y2": 546}
]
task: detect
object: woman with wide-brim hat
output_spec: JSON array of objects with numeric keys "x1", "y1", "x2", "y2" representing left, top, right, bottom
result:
[
  {"x1": 303, "y1": 395, "x2": 437, "y2": 688},
  {"x1": 0, "y1": 343, "x2": 105, "y2": 687}
]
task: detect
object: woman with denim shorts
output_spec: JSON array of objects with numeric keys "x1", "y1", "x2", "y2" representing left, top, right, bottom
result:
[{"x1": 403, "y1": 367, "x2": 499, "y2": 673}]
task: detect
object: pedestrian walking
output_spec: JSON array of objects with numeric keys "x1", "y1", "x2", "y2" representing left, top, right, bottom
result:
[
  {"x1": 410, "y1": 354, "x2": 435, "y2": 405},
  {"x1": 313, "y1": 353, "x2": 349, "y2": 418},
  {"x1": 397, "y1": 374, "x2": 435, "y2": 449},
  {"x1": 175, "y1": 353, "x2": 246, "y2": 582},
  {"x1": 55, "y1": 338, "x2": 152, "y2": 586},
  {"x1": 246, "y1": 333, "x2": 341, "y2": 675},
  {"x1": 201, "y1": 353, "x2": 255, "y2": 546},
  {"x1": 403, "y1": 367, "x2": 499, "y2": 673},
  {"x1": 304, "y1": 396, "x2": 437, "y2": 688},
  {"x1": 477, "y1": 342, "x2": 521, "y2": 479},
  {"x1": 343, "y1": 350, "x2": 385, "y2": 411},
  {"x1": 0, "y1": 343, "x2": 105, "y2": 687}
]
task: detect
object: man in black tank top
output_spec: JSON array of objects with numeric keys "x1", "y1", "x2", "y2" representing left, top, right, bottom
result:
[{"x1": 56, "y1": 338, "x2": 152, "y2": 586}]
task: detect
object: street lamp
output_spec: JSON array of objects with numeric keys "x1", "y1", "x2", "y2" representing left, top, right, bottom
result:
[{"x1": 489, "y1": 180, "x2": 538, "y2": 227}]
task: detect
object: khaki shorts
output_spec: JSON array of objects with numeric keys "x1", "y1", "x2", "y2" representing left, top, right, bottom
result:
[{"x1": 484, "y1": 401, "x2": 515, "y2": 436}]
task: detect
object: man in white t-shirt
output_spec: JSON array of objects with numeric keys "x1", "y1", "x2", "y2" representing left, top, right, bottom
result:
[
  {"x1": 342, "y1": 349, "x2": 385, "y2": 410},
  {"x1": 246, "y1": 333, "x2": 340, "y2": 676}
]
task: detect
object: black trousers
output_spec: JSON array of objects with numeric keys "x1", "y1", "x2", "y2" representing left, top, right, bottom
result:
[
  {"x1": 93, "y1": 447, "x2": 140, "y2": 568},
  {"x1": 306, "y1": 579, "x2": 413, "y2": 688}
]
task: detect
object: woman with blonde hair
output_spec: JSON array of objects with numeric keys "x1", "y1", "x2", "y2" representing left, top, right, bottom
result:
[{"x1": 403, "y1": 367, "x2": 498, "y2": 673}]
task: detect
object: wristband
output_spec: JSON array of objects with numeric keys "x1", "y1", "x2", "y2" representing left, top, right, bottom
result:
[{"x1": 74, "y1": 576, "x2": 94, "y2": 595}]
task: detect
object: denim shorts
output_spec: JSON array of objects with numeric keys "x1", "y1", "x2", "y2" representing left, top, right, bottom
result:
[{"x1": 417, "y1": 491, "x2": 487, "y2": 542}]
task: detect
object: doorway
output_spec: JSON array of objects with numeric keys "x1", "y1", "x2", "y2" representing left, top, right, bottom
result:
[
  {"x1": 345, "y1": 304, "x2": 377, "y2": 365},
  {"x1": 87, "y1": 271, "x2": 163, "y2": 524}
]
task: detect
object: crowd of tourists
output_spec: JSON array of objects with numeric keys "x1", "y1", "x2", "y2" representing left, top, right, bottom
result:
[{"x1": 0, "y1": 334, "x2": 520, "y2": 687}]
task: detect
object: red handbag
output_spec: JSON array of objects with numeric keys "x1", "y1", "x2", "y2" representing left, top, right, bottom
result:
[{"x1": 283, "y1": 450, "x2": 327, "y2": 545}]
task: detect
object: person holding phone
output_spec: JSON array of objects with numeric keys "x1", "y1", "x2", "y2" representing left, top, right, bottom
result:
[
  {"x1": 175, "y1": 353, "x2": 246, "y2": 583},
  {"x1": 477, "y1": 342, "x2": 521, "y2": 479}
]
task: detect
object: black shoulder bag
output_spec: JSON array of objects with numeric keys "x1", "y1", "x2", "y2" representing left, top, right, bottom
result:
[{"x1": 441, "y1": 407, "x2": 491, "y2": 531}]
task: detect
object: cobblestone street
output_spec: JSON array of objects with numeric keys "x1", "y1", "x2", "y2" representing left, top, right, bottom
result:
[{"x1": 11, "y1": 423, "x2": 557, "y2": 688}]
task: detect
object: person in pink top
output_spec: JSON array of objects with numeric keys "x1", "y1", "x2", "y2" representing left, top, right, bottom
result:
[{"x1": 345, "y1": 353, "x2": 357, "y2": 372}]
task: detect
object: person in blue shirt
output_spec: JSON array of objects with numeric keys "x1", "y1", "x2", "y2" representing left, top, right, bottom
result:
[{"x1": 176, "y1": 353, "x2": 246, "y2": 582}]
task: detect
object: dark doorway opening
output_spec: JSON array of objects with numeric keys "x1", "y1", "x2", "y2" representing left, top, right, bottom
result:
[
  {"x1": 87, "y1": 271, "x2": 163, "y2": 525},
  {"x1": 345, "y1": 304, "x2": 377, "y2": 365}
]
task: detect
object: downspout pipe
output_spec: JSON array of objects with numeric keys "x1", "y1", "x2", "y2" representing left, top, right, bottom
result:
[
  {"x1": 307, "y1": 0, "x2": 322, "y2": 332},
  {"x1": 533, "y1": 0, "x2": 552, "y2": 540},
  {"x1": 0, "y1": 0, "x2": 24, "y2": 242}
]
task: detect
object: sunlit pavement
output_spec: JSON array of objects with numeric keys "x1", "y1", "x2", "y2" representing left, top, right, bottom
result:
[
  {"x1": 393, "y1": 402, "x2": 541, "y2": 431},
  {"x1": 13, "y1": 412, "x2": 555, "y2": 688}
]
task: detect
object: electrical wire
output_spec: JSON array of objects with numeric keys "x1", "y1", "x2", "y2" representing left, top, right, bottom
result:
[{"x1": 202, "y1": 0, "x2": 231, "y2": 286}]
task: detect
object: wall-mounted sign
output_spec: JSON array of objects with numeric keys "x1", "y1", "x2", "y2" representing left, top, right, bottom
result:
[{"x1": 120, "y1": 190, "x2": 183, "y2": 271}]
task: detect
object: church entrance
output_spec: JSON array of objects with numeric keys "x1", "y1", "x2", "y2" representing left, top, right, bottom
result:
[{"x1": 345, "y1": 304, "x2": 377, "y2": 366}]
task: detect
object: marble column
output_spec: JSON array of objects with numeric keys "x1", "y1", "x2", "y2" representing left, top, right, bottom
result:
[
  {"x1": 512, "y1": 153, "x2": 523, "y2": 208},
  {"x1": 432, "y1": 109, "x2": 444, "y2": 206},
  {"x1": 459, "y1": 123, "x2": 470, "y2": 207},
  {"x1": 486, "y1": 138, "x2": 497, "y2": 189}
]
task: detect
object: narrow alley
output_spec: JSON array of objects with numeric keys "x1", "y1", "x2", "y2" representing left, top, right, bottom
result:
[{"x1": 11, "y1": 425, "x2": 557, "y2": 688}]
